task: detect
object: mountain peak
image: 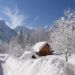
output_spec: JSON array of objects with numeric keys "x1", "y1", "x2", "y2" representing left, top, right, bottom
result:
[{"x1": 0, "y1": 20, "x2": 17, "y2": 42}]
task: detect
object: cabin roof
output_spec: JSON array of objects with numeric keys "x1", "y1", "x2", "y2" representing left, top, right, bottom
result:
[{"x1": 33, "y1": 41, "x2": 48, "y2": 52}]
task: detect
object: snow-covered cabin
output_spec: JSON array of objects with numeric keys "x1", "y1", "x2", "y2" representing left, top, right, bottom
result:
[{"x1": 32, "y1": 41, "x2": 53, "y2": 58}]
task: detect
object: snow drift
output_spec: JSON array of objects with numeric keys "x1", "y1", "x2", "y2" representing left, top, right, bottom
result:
[{"x1": 1, "y1": 54, "x2": 75, "y2": 75}]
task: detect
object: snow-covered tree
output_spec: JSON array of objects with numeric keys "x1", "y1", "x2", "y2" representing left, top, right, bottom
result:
[
  {"x1": 17, "y1": 30, "x2": 25, "y2": 48},
  {"x1": 34, "y1": 26, "x2": 49, "y2": 42},
  {"x1": 0, "y1": 40, "x2": 9, "y2": 53},
  {"x1": 9, "y1": 30, "x2": 33, "y2": 57},
  {"x1": 50, "y1": 9, "x2": 75, "y2": 61}
]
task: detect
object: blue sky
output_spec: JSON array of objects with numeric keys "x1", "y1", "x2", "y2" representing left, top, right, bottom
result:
[{"x1": 0, "y1": 0, "x2": 75, "y2": 29}]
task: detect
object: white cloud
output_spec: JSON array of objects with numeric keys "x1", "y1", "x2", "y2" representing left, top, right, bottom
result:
[{"x1": 2, "y1": 7, "x2": 26, "y2": 29}]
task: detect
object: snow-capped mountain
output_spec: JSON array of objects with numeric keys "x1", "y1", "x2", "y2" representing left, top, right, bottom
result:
[
  {"x1": 14, "y1": 26, "x2": 35, "y2": 35},
  {"x1": 0, "y1": 20, "x2": 17, "y2": 42},
  {"x1": 15, "y1": 26, "x2": 29, "y2": 33},
  {"x1": 15, "y1": 26, "x2": 50, "y2": 43}
]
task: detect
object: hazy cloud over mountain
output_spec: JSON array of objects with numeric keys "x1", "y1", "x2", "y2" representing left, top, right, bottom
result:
[{"x1": 2, "y1": 7, "x2": 26, "y2": 29}]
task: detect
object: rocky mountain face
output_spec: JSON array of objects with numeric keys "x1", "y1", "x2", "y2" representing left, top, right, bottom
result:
[{"x1": 0, "y1": 20, "x2": 17, "y2": 42}]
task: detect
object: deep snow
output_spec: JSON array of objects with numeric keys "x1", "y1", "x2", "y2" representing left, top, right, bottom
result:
[{"x1": 1, "y1": 54, "x2": 75, "y2": 75}]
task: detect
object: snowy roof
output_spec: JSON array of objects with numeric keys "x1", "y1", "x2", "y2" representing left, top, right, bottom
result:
[{"x1": 33, "y1": 41, "x2": 48, "y2": 52}]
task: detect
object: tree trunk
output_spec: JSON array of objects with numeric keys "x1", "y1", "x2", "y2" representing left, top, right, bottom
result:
[{"x1": 65, "y1": 52, "x2": 68, "y2": 62}]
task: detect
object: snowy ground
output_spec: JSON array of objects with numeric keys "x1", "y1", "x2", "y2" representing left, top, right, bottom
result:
[{"x1": 1, "y1": 53, "x2": 75, "y2": 75}]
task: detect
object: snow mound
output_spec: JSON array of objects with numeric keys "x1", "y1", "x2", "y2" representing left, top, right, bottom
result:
[
  {"x1": 33, "y1": 41, "x2": 47, "y2": 52},
  {"x1": 2, "y1": 55, "x2": 75, "y2": 75},
  {"x1": 19, "y1": 51, "x2": 34, "y2": 60},
  {"x1": 68, "y1": 55, "x2": 75, "y2": 65}
]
